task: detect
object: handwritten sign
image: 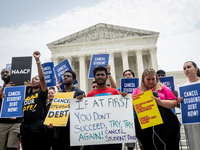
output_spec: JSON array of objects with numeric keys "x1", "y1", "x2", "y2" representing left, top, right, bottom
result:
[
  {"x1": 121, "y1": 78, "x2": 139, "y2": 94},
  {"x1": 0, "y1": 86, "x2": 26, "y2": 118},
  {"x1": 44, "y1": 92, "x2": 75, "y2": 126},
  {"x1": 159, "y1": 76, "x2": 175, "y2": 92},
  {"x1": 70, "y1": 94, "x2": 136, "y2": 146},
  {"x1": 42, "y1": 62, "x2": 56, "y2": 87},
  {"x1": 132, "y1": 90, "x2": 163, "y2": 129},
  {"x1": 54, "y1": 59, "x2": 78, "y2": 90},
  {"x1": 88, "y1": 54, "x2": 109, "y2": 78},
  {"x1": 179, "y1": 83, "x2": 200, "y2": 124}
]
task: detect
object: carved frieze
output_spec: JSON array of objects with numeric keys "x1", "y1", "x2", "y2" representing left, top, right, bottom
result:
[{"x1": 55, "y1": 27, "x2": 152, "y2": 45}]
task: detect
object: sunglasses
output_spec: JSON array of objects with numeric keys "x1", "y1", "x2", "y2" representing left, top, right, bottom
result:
[{"x1": 158, "y1": 74, "x2": 166, "y2": 77}]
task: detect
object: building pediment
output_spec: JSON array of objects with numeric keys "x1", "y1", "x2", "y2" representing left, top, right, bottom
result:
[{"x1": 47, "y1": 23, "x2": 159, "y2": 47}]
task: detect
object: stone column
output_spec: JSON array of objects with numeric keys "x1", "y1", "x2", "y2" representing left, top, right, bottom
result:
[
  {"x1": 121, "y1": 50, "x2": 129, "y2": 71},
  {"x1": 150, "y1": 47, "x2": 158, "y2": 71},
  {"x1": 66, "y1": 56, "x2": 74, "y2": 70},
  {"x1": 135, "y1": 49, "x2": 144, "y2": 78},
  {"x1": 109, "y1": 52, "x2": 116, "y2": 82},
  {"x1": 51, "y1": 57, "x2": 59, "y2": 66},
  {"x1": 79, "y1": 55, "x2": 87, "y2": 93}
]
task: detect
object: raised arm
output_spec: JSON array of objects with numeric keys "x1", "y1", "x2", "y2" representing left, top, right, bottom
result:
[
  {"x1": 33, "y1": 51, "x2": 47, "y2": 93},
  {"x1": 107, "y1": 64, "x2": 116, "y2": 89}
]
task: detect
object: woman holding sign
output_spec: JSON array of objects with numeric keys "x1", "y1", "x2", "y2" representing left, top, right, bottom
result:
[
  {"x1": 132, "y1": 68, "x2": 179, "y2": 150},
  {"x1": 178, "y1": 61, "x2": 200, "y2": 150},
  {"x1": 20, "y1": 51, "x2": 48, "y2": 150}
]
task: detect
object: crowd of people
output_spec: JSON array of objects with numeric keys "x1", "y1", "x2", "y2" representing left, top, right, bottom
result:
[{"x1": 0, "y1": 51, "x2": 199, "y2": 150}]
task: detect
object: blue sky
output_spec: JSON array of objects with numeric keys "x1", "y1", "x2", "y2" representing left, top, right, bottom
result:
[{"x1": 0, "y1": 0, "x2": 200, "y2": 85}]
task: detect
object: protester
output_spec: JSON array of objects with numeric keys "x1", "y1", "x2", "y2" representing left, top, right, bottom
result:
[
  {"x1": 87, "y1": 66, "x2": 127, "y2": 150},
  {"x1": 49, "y1": 70, "x2": 85, "y2": 150},
  {"x1": 46, "y1": 87, "x2": 56, "y2": 150},
  {"x1": 178, "y1": 61, "x2": 200, "y2": 150},
  {"x1": 20, "y1": 51, "x2": 48, "y2": 150},
  {"x1": 91, "y1": 81, "x2": 97, "y2": 91},
  {"x1": 0, "y1": 68, "x2": 21, "y2": 150},
  {"x1": 133, "y1": 68, "x2": 179, "y2": 150}
]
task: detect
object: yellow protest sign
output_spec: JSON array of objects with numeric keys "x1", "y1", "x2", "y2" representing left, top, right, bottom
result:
[
  {"x1": 44, "y1": 92, "x2": 75, "y2": 126},
  {"x1": 132, "y1": 90, "x2": 163, "y2": 129}
]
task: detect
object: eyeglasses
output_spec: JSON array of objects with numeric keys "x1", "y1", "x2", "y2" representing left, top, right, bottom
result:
[{"x1": 158, "y1": 74, "x2": 166, "y2": 77}]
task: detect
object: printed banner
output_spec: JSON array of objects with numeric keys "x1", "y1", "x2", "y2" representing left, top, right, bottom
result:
[
  {"x1": 42, "y1": 62, "x2": 56, "y2": 87},
  {"x1": 10, "y1": 56, "x2": 32, "y2": 86},
  {"x1": 44, "y1": 92, "x2": 75, "y2": 126},
  {"x1": 121, "y1": 78, "x2": 139, "y2": 94},
  {"x1": 132, "y1": 90, "x2": 163, "y2": 129},
  {"x1": 88, "y1": 54, "x2": 110, "y2": 78},
  {"x1": 70, "y1": 94, "x2": 136, "y2": 146},
  {"x1": 0, "y1": 86, "x2": 26, "y2": 118},
  {"x1": 179, "y1": 83, "x2": 200, "y2": 124},
  {"x1": 54, "y1": 59, "x2": 78, "y2": 90},
  {"x1": 159, "y1": 76, "x2": 175, "y2": 92}
]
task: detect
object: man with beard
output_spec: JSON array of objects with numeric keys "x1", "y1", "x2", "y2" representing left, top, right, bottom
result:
[
  {"x1": 0, "y1": 68, "x2": 21, "y2": 150},
  {"x1": 48, "y1": 70, "x2": 85, "y2": 150},
  {"x1": 87, "y1": 66, "x2": 123, "y2": 150}
]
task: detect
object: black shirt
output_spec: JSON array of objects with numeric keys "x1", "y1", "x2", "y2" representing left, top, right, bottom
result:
[
  {"x1": 20, "y1": 89, "x2": 48, "y2": 133},
  {"x1": 54, "y1": 86, "x2": 85, "y2": 137}
]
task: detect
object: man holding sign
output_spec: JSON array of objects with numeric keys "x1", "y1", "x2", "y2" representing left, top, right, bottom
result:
[
  {"x1": 87, "y1": 66, "x2": 128, "y2": 150},
  {"x1": 0, "y1": 68, "x2": 22, "y2": 150},
  {"x1": 51, "y1": 70, "x2": 85, "y2": 150}
]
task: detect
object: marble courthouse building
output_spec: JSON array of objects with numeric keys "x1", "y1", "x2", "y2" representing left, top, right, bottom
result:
[{"x1": 47, "y1": 23, "x2": 187, "y2": 94}]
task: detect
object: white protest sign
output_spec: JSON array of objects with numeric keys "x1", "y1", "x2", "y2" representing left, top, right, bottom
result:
[{"x1": 70, "y1": 94, "x2": 136, "y2": 146}]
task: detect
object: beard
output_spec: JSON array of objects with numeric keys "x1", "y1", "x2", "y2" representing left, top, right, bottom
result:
[
  {"x1": 96, "y1": 80, "x2": 106, "y2": 85},
  {"x1": 2, "y1": 75, "x2": 10, "y2": 84}
]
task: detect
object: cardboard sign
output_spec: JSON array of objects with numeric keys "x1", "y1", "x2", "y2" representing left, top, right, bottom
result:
[
  {"x1": 159, "y1": 76, "x2": 175, "y2": 92},
  {"x1": 0, "y1": 86, "x2": 26, "y2": 118},
  {"x1": 44, "y1": 92, "x2": 75, "y2": 126},
  {"x1": 70, "y1": 94, "x2": 136, "y2": 146},
  {"x1": 121, "y1": 78, "x2": 139, "y2": 94},
  {"x1": 54, "y1": 59, "x2": 78, "y2": 90},
  {"x1": 88, "y1": 54, "x2": 110, "y2": 78},
  {"x1": 42, "y1": 62, "x2": 56, "y2": 87},
  {"x1": 132, "y1": 90, "x2": 163, "y2": 129},
  {"x1": 179, "y1": 83, "x2": 200, "y2": 124},
  {"x1": 10, "y1": 57, "x2": 32, "y2": 86}
]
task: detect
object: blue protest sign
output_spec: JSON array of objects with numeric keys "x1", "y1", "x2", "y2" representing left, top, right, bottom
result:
[
  {"x1": 179, "y1": 83, "x2": 200, "y2": 124},
  {"x1": 88, "y1": 54, "x2": 110, "y2": 78},
  {"x1": 54, "y1": 59, "x2": 78, "y2": 90},
  {"x1": 6, "y1": 64, "x2": 11, "y2": 70},
  {"x1": 120, "y1": 78, "x2": 139, "y2": 94},
  {"x1": 42, "y1": 62, "x2": 56, "y2": 87},
  {"x1": 0, "y1": 86, "x2": 25, "y2": 118},
  {"x1": 159, "y1": 76, "x2": 175, "y2": 91}
]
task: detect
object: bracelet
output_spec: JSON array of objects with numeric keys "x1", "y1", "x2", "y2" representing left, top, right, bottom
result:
[
  {"x1": 108, "y1": 73, "x2": 111, "y2": 75},
  {"x1": 36, "y1": 61, "x2": 41, "y2": 64}
]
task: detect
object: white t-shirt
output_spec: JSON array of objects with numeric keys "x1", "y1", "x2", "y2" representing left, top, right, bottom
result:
[
  {"x1": 182, "y1": 79, "x2": 200, "y2": 86},
  {"x1": 182, "y1": 79, "x2": 200, "y2": 150}
]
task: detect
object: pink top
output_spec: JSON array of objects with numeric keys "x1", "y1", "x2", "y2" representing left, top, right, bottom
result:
[{"x1": 132, "y1": 85, "x2": 177, "y2": 102}]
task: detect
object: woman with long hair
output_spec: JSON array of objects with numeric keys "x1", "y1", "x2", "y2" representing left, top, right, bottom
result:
[
  {"x1": 20, "y1": 51, "x2": 48, "y2": 150},
  {"x1": 178, "y1": 61, "x2": 200, "y2": 150},
  {"x1": 133, "y1": 68, "x2": 179, "y2": 150}
]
